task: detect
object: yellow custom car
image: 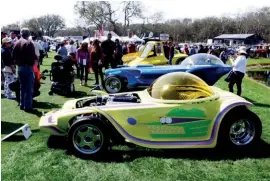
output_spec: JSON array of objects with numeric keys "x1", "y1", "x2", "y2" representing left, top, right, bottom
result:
[
  {"x1": 123, "y1": 41, "x2": 188, "y2": 66},
  {"x1": 39, "y1": 72, "x2": 262, "y2": 158}
]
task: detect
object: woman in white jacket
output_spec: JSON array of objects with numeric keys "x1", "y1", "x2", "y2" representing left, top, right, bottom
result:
[{"x1": 228, "y1": 47, "x2": 248, "y2": 96}]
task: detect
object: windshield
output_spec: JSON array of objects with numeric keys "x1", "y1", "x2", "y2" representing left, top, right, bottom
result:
[
  {"x1": 181, "y1": 53, "x2": 224, "y2": 67},
  {"x1": 140, "y1": 43, "x2": 154, "y2": 58},
  {"x1": 147, "y1": 72, "x2": 214, "y2": 101}
]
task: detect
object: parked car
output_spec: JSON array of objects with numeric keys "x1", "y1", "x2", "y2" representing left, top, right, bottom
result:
[
  {"x1": 104, "y1": 53, "x2": 232, "y2": 93},
  {"x1": 39, "y1": 72, "x2": 262, "y2": 158},
  {"x1": 122, "y1": 41, "x2": 187, "y2": 66}
]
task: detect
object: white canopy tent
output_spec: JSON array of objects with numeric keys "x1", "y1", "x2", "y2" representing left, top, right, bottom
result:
[
  {"x1": 82, "y1": 35, "x2": 121, "y2": 43},
  {"x1": 130, "y1": 35, "x2": 144, "y2": 43},
  {"x1": 120, "y1": 36, "x2": 130, "y2": 42},
  {"x1": 43, "y1": 36, "x2": 54, "y2": 41},
  {"x1": 54, "y1": 36, "x2": 65, "y2": 42}
]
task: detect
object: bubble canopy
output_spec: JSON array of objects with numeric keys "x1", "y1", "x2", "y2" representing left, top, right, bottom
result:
[
  {"x1": 147, "y1": 72, "x2": 214, "y2": 100},
  {"x1": 181, "y1": 53, "x2": 224, "y2": 67}
]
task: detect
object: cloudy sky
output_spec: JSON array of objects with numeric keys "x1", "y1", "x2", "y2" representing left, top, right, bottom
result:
[{"x1": 0, "y1": 0, "x2": 270, "y2": 27}]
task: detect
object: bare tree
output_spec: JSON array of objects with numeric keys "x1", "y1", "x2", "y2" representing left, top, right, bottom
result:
[
  {"x1": 122, "y1": 1, "x2": 143, "y2": 32},
  {"x1": 74, "y1": 1, "x2": 107, "y2": 31},
  {"x1": 1, "y1": 22, "x2": 21, "y2": 32},
  {"x1": 22, "y1": 14, "x2": 65, "y2": 37}
]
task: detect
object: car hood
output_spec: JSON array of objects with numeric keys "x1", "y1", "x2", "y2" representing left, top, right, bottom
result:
[
  {"x1": 61, "y1": 85, "x2": 248, "y2": 112},
  {"x1": 127, "y1": 57, "x2": 145, "y2": 66}
]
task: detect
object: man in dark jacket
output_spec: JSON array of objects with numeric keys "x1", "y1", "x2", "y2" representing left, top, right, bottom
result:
[
  {"x1": 163, "y1": 41, "x2": 169, "y2": 60},
  {"x1": 168, "y1": 41, "x2": 175, "y2": 65},
  {"x1": 101, "y1": 33, "x2": 116, "y2": 69},
  {"x1": 12, "y1": 28, "x2": 37, "y2": 112}
]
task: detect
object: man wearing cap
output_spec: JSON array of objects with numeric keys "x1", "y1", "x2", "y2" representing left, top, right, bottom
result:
[
  {"x1": 101, "y1": 33, "x2": 116, "y2": 69},
  {"x1": 12, "y1": 28, "x2": 37, "y2": 112},
  {"x1": 228, "y1": 46, "x2": 248, "y2": 96},
  {"x1": 1, "y1": 37, "x2": 16, "y2": 99}
]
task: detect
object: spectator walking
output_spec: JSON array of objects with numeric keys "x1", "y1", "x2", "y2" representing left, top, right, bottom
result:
[
  {"x1": 183, "y1": 44, "x2": 189, "y2": 55},
  {"x1": 91, "y1": 39, "x2": 105, "y2": 87},
  {"x1": 66, "y1": 40, "x2": 77, "y2": 57},
  {"x1": 163, "y1": 42, "x2": 169, "y2": 60},
  {"x1": 12, "y1": 28, "x2": 37, "y2": 112},
  {"x1": 156, "y1": 43, "x2": 162, "y2": 56},
  {"x1": 122, "y1": 42, "x2": 128, "y2": 55},
  {"x1": 190, "y1": 45, "x2": 196, "y2": 55},
  {"x1": 76, "y1": 42, "x2": 90, "y2": 86},
  {"x1": 208, "y1": 46, "x2": 214, "y2": 55},
  {"x1": 43, "y1": 39, "x2": 49, "y2": 58},
  {"x1": 10, "y1": 31, "x2": 18, "y2": 47},
  {"x1": 88, "y1": 41, "x2": 93, "y2": 74},
  {"x1": 168, "y1": 41, "x2": 175, "y2": 65},
  {"x1": 1, "y1": 32, "x2": 7, "y2": 44},
  {"x1": 101, "y1": 33, "x2": 116, "y2": 69},
  {"x1": 219, "y1": 48, "x2": 229, "y2": 64},
  {"x1": 38, "y1": 40, "x2": 45, "y2": 65},
  {"x1": 57, "y1": 41, "x2": 68, "y2": 58},
  {"x1": 114, "y1": 39, "x2": 123, "y2": 66},
  {"x1": 66, "y1": 40, "x2": 79, "y2": 77},
  {"x1": 228, "y1": 46, "x2": 248, "y2": 96},
  {"x1": 32, "y1": 36, "x2": 43, "y2": 69},
  {"x1": 75, "y1": 40, "x2": 80, "y2": 49},
  {"x1": 1, "y1": 37, "x2": 16, "y2": 99}
]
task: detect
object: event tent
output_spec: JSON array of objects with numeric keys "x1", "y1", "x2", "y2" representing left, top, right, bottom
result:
[{"x1": 130, "y1": 35, "x2": 144, "y2": 43}]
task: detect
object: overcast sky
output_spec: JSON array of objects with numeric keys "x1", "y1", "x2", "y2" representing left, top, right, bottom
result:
[{"x1": 0, "y1": 0, "x2": 270, "y2": 27}]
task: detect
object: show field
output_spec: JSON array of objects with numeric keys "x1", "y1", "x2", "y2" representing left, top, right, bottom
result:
[{"x1": 1, "y1": 52, "x2": 270, "y2": 181}]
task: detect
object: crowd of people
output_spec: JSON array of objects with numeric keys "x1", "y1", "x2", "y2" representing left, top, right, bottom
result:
[
  {"x1": 1, "y1": 27, "x2": 254, "y2": 112},
  {"x1": 55, "y1": 33, "x2": 126, "y2": 87},
  {"x1": 1, "y1": 28, "x2": 38, "y2": 112}
]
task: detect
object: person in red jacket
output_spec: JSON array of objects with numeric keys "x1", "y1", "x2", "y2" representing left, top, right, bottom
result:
[{"x1": 33, "y1": 63, "x2": 41, "y2": 89}]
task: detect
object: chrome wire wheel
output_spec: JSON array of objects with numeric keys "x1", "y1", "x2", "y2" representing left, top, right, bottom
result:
[
  {"x1": 72, "y1": 124, "x2": 104, "y2": 155},
  {"x1": 105, "y1": 77, "x2": 122, "y2": 93},
  {"x1": 229, "y1": 119, "x2": 255, "y2": 146}
]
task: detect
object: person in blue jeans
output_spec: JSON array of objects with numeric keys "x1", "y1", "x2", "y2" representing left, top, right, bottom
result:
[{"x1": 12, "y1": 28, "x2": 37, "y2": 112}]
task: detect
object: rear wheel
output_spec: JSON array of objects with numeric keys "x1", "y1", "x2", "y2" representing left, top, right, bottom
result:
[
  {"x1": 218, "y1": 108, "x2": 262, "y2": 148},
  {"x1": 104, "y1": 76, "x2": 125, "y2": 93}
]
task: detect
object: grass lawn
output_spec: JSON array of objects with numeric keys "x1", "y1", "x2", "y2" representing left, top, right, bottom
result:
[
  {"x1": 227, "y1": 58, "x2": 270, "y2": 66},
  {"x1": 248, "y1": 58, "x2": 270, "y2": 66},
  {"x1": 1, "y1": 52, "x2": 270, "y2": 181}
]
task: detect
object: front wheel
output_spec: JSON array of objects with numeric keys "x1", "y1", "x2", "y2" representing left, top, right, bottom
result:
[
  {"x1": 218, "y1": 109, "x2": 262, "y2": 148},
  {"x1": 104, "y1": 76, "x2": 125, "y2": 93},
  {"x1": 68, "y1": 120, "x2": 109, "y2": 158}
]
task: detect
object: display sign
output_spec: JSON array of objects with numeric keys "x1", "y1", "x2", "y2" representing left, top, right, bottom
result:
[
  {"x1": 160, "y1": 34, "x2": 169, "y2": 41},
  {"x1": 1, "y1": 124, "x2": 32, "y2": 141}
]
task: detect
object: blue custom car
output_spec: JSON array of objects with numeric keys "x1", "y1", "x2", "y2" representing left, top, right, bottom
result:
[{"x1": 104, "y1": 53, "x2": 232, "y2": 93}]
